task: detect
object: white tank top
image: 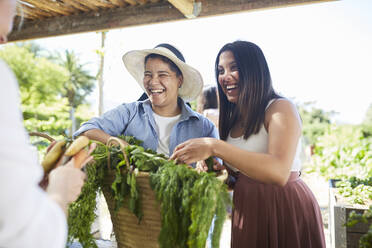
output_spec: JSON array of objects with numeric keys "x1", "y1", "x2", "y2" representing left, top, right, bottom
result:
[{"x1": 225, "y1": 99, "x2": 302, "y2": 172}]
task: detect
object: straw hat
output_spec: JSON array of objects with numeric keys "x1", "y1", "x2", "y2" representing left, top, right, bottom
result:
[{"x1": 122, "y1": 43, "x2": 204, "y2": 102}]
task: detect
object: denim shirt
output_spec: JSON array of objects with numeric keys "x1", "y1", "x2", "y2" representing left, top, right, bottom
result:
[{"x1": 74, "y1": 98, "x2": 219, "y2": 158}]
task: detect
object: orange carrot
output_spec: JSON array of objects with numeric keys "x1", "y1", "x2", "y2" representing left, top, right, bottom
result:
[{"x1": 72, "y1": 148, "x2": 89, "y2": 169}]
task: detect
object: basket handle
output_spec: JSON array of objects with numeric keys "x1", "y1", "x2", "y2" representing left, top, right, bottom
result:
[
  {"x1": 29, "y1": 132, "x2": 55, "y2": 142},
  {"x1": 106, "y1": 137, "x2": 130, "y2": 171}
]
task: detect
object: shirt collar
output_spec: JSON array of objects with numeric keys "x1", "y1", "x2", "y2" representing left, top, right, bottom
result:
[{"x1": 178, "y1": 97, "x2": 199, "y2": 121}]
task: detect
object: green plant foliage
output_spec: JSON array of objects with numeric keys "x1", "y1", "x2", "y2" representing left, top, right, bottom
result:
[
  {"x1": 0, "y1": 44, "x2": 94, "y2": 140},
  {"x1": 305, "y1": 123, "x2": 372, "y2": 248},
  {"x1": 361, "y1": 123, "x2": 372, "y2": 138},
  {"x1": 0, "y1": 45, "x2": 68, "y2": 105},
  {"x1": 67, "y1": 155, "x2": 106, "y2": 248},
  {"x1": 297, "y1": 101, "x2": 334, "y2": 145},
  {"x1": 347, "y1": 206, "x2": 372, "y2": 248},
  {"x1": 336, "y1": 177, "x2": 372, "y2": 205},
  {"x1": 67, "y1": 137, "x2": 231, "y2": 248},
  {"x1": 363, "y1": 104, "x2": 372, "y2": 126},
  {"x1": 306, "y1": 125, "x2": 372, "y2": 180},
  {"x1": 205, "y1": 156, "x2": 214, "y2": 172},
  {"x1": 53, "y1": 50, "x2": 95, "y2": 108},
  {"x1": 151, "y1": 162, "x2": 230, "y2": 248}
]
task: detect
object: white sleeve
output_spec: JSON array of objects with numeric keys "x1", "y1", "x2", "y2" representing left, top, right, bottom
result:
[{"x1": 0, "y1": 60, "x2": 67, "y2": 248}]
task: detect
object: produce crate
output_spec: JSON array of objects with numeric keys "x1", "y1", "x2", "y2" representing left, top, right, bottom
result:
[{"x1": 329, "y1": 179, "x2": 371, "y2": 248}]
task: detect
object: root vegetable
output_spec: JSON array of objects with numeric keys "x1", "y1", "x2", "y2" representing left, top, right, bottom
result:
[
  {"x1": 72, "y1": 148, "x2": 89, "y2": 169},
  {"x1": 65, "y1": 136, "x2": 89, "y2": 156},
  {"x1": 41, "y1": 140, "x2": 66, "y2": 173}
]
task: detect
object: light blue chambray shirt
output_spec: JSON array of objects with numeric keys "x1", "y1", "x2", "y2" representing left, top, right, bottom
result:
[{"x1": 74, "y1": 98, "x2": 219, "y2": 161}]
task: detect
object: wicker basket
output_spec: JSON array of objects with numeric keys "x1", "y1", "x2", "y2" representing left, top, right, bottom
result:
[{"x1": 102, "y1": 137, "x2": 162, "y2": 248}]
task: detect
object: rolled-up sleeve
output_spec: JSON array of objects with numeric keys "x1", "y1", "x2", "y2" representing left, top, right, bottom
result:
[{"x1": 73, "y1": 104, "x2": 131, "y2": 138}]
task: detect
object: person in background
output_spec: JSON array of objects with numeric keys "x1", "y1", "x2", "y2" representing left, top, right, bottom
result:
[
  {"x1": 74, "y1": 43, "x2": 218, "y2": 163},
  {"x1": 0, "y1": 1, "x2": 93, "y2": 247},
  {"x1": 197, "y1": 85, "x2": 219, "y2": 128},
  {"x1": 171, "y1": 40, "x2": 326, "y2": 248}
]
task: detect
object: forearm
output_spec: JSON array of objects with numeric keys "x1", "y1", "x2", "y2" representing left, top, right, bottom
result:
[
  {"x1": 47, "y1": 193, "x2": 69, "y2": 216},
  {"x1": 212, "y1": 139, "x2": 291, "y2": 186},
  {"x1": 83, "y1": 129, "x2": 112, "y2": 144}
]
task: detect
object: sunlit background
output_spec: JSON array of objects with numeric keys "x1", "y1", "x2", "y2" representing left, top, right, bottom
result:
[{"x1": 33, "y1": 0, "x2": 372, "y2": 124}]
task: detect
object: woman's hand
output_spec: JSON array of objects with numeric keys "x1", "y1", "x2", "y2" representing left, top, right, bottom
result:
[
  {"x1": 195, "y1": 160, "x2": 208, "y2": 173},
  {"x1": 196, "y1": 158, "x2": 224, "y2": 173},
  {"x1": 46, "y1": 143, "x2": 96, "y2": 216},
  {"x1": 46, "y1": 164, "x2": 86, "y2": 216},
  {"x1": 170, "y1": 138, "x2": 216, "y2": 165}
]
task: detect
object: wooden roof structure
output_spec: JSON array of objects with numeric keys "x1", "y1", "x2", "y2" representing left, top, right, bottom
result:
[{"x1": 9, "y1": 0, "x2": 334, "y2": 42}]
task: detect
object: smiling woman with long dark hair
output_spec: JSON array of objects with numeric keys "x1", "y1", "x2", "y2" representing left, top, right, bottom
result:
[{"x1": 171, "y1": 40, "x2": 326, "y2": 248}]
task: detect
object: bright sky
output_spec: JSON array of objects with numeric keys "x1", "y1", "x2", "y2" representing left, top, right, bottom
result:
[{"x1": 34, "y1": 0, "x2": 372, "y2": 124}]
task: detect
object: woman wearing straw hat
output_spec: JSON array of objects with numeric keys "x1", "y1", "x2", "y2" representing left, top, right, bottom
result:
[{"x1": 74, "y1": 43, "x2": 219, "y2": 160}]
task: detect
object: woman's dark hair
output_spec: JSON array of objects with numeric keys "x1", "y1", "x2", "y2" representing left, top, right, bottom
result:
[
  {"x1": 144, "y1": 53, "x2": 182, "y2": 77},
  {"x1": 202, "y1": 86, "x2": 218, "y2": 110},
  {"x1": 215, "y1": 41, "x2": 281, "y2": 140}
]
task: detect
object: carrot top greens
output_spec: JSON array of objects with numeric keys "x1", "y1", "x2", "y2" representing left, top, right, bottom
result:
[{"x1": 67, "y1": 136, "x2": 231, "y2": 248}]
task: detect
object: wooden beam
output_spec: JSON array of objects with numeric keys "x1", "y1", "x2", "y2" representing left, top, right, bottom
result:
[
  {"x1": 9, "y1": 2, "x2": 183, "y2": 41},
  {"x1": 62, "y1": 0, "x2": 91, "y2": 12},
  {"x1": 26, "y1": 0, "x2": 75, "y2": 16},
  {"x1": 167, "y1": 0, "x2": 202, "y2": 18},
  {"x1": 21, "y1": 5, "x2": 54, "y2": 19},
  {"x1": 123, "y1": 0, "x2": 137, "y2": 6},
  {"x1": 8, "y1": 0, "x2": 335, "y2": 42},
  {"x1": 197, "y1": 0, "x2": 337, "y2": 18}
]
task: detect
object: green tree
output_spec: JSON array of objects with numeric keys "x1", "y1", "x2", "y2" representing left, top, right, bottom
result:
[
  {"x1": 364, "y1": 104, "x2": 372, "y2": 125},
  {"x1": 0, "y1": 45, "x2": 94, "y2": 142},
  {"x1": 0, "y1": 45, "x2": 67, "y2": 106},
  {"x1": 16, "y1": 42, "x2": 46, "y2": 58},
  {"x1": 361, "y1": 103, "x2": 372, "y2": 137},
  {"x1": 54, "y1": 50, "x2": 95, "y2": 135},
  {"x1": 298, "y1": 101, "x2": 335, "y2": 145}
]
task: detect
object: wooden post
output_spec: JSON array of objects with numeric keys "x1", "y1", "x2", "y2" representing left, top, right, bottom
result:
[{"x1": 97, "y1": 31, "x2": 107, "y2": 116}]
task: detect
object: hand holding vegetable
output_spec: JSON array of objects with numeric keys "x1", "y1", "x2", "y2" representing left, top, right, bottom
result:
[
  {"x1": 46, "y1": 162, "x2": 86, "y2": 216},
  {"x1": 196, "y1": 157, "x2": 225, "y2": 173},
  {"x1": 170, "y1": 137, "x2": 216, "y2": 165},
  {"x1": 39, "y1": 136, "x2": 95, "y2": 189},
  {"x1": 46, "y1": 142, "x2": 96, "y2": 216}
]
